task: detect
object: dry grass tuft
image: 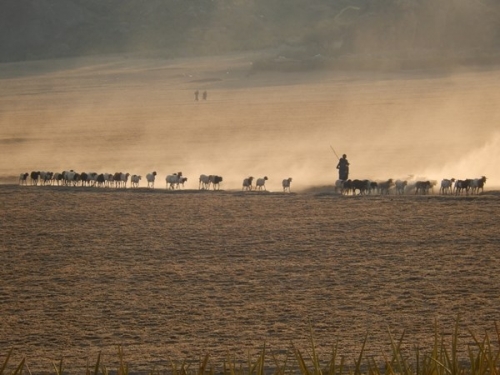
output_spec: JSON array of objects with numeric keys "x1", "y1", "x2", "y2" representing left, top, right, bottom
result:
[{"x1": 2, "y1": 319, "x2": 500, "y2": 375}]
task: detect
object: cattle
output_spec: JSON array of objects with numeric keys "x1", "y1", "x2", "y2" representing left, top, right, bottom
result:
[
  {"x1": 131, "y1": 175, "x2": 142, "y2": 188},
  {"x1": 113, "y1": 172, "x2": 130, "y2": 188},
  {"x1": 209, "y1": 175, "x2": 223, "y2": 190},
  {"x1": 282, "y1": 177, "x2": 292, "y2": 192},
  {"x1": 39, "y1": 171, "x2": 54, "y2": 186},
  {"x1": 166, "y1": 172, "x2": 183, "y2": 189},
  {"x1": 96, "y1": 174, "x2": 106, "y2": 187},
  {"x1": 19, "y1": 173, "x2": 29, "y2": 185},
  {"x1": 341, "y1": 179, "x2": 353, "y2": 195},
  {"x1": 79, "y1": 172, "x2": 91, "y2": 186},
  {"x1": 369, "y1": 181, "x2": 378, "y2": 194},
  {"x1": 377, "y1": 179, "x2": 393, "y2": 195},
  {"x1": 335, "y1": 179, "x2": 345, "y2": 194},
  {"x1": 242, "y1": 177, "x2": 254, "y2": 191},
  {"x1": 439, "y1": 178, "x2": 455, "y2": 195},
  {"x1": 395, "y1": 180, "x2": 407, "y2": 195},
  {"x1": 103, "y1": 173, "x2": 114, "y2": 187},
  {"x1": 62, "y1": 170, "x2": 80, "y2": 186},
  {"x1": 470, "y1": 176, "x2": 487, "y2": 195},
  {"x1": 52, "y1": 172, "x2": 64, "y2": 186},
  {"x1": 146, "y1": 171, "x2": 157, "y2": 188},
  {"x1": 178, "y1": 176, "x2": 188, "y2": 188},
  {"x1": 351, "y1": 179, "x2": 370, "y2": 195},
  {"x1": 30, "y1": 171, "x2": 40, "y2": 185},
  {"x1": 454, "y1": 179, "x2": 472, "y2": 195},
  {"x1": 80, "y1": 172, "x2": 97, "y2": 186},
  {"x1": 255, "y1": 176, "x2": 268, "y2": 191},
  {"x1": 199, "y1": 174, "x2": 211, "y2": 190},
  {"x1": 415, "y1": 180, "x2": 433, "y2": 195}
]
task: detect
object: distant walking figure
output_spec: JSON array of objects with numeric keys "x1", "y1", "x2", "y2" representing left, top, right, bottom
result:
[
  {"x1": 194, "y1": 90, "x2": 199, "y2": 101},
  {"x1": 336, "y1": 154, "x2": 349, "y2": 181},
  {"x1": 202, "y1": 90, "x2": 207, "y2": 100}
]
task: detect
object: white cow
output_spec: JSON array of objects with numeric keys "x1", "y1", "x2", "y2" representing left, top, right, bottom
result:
[
  {"x1": 63, "y1": 170, "x2": 79, "y2": 186},
  {"x1": 395, "y1": 180, "x2": 407, "y2": 195},
  {"x1": 335, "y1": 179, "x2": 345, "y2": 194},
  {"x1": 199, "y1": 174, "x2": 211, "y2": 190},
  {"x1": 166, "y1": 172, "x2": 183, "y2": 190},
  {"x1": 470, "y1": 176, "x2": 487, "y2": 194},
  {"x1": 255, "y1": 176, "x2": 268, "y2": 191},
  {"x1": 439, "y1": 178, "x2": 455, "y2": 195},
  {"x1": 131, "y1": 175, "x2": 142, "y2": 188},
  {"x1": 146, "y1": 171, "x2": 157, "y2": 188},
  {"x1": 282, "y1": 178, "x2": 292, "y2": 192}
]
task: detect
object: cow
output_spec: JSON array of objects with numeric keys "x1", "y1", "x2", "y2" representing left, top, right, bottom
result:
[
  {"x1": 242, "y1": 177, "x2": 254, "y2": 191},
  {"x1": 395, "y1": 180, "x2": 407, "y2": 195},
  {"x1": 255, "y1": 176, "x2": 268, "y2": 191},
  {"x1": 440, "y1": 178, "x2": 455, "y2": 195},
  {"x1": 146, "y1": 172, "x2": 157, "y2": 188},
  {"x1": 199, "y1": 174, "x2": 211, "y2": 190},
  {"x1": 19, "y1": 173, "x2": 29, "y2": 185},
  {"x1": 415, "y1": 181, "x2": 433, "y2": 195},
  {"x1": 470, "y1": 176, "x2": 487, "y2": 194},
  {"x1": 282, "y1": 178, "x2": 292, "y2": 192},
  {"x1": 454, "y1": 179, "x2": 472, "y2": 195},
  {"x1": 377, "y1": 179, "x2": 393, "y2": 195},
  {"x1": 166, "y1": 172, "x2": 183, "y2": 189},
  {"x1": 30, "y1": 171, "x2": 40, "y2": 185},
  {"x1": 131, "y1": 175, "x2": 142, "y2": 188},
  {"x1": 209, "y1": 175, "x2": 223, "y2": 190}
]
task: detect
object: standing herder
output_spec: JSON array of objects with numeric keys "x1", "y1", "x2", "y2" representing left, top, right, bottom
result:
[{"x1": 336, "y1": 154, "x2": 349, "y2": 181}]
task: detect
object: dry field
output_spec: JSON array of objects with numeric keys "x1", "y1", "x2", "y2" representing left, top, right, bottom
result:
[
  {"x1": 1, "y1": 52, "x2": 500, "y2": 373},
  {"x1": 1, "y1": 184, "x2": 500, "y2": 373}
]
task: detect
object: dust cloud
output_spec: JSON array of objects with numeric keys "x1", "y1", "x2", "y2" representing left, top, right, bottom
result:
[{"x1": 0, "y1": 54, "x2": 499, "y2": 191}]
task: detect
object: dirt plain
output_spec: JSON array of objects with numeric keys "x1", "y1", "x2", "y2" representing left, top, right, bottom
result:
[
  {"x1": 1, "y1": 184, "x2": 500, "y2": 373},
  {"x1": 1, "y1": 52, "x2": 500, "y2": 373}
]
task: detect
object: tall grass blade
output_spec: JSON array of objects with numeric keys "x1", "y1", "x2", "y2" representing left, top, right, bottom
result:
[
  {"x1": 94, "y1": 351, "x2": 101, "y2": 375},
  {"x1": 52, "y1": 358, "x2": 63, "y2": 375},
  {"x1": 354, "y1": 333, "x2": 368, "y2": 375},
  {"x1": 308, "y1": 325, "x2": 321, "y2": 375},
  {"x1": 294, "y1": 346, "x2": 311, "y2": 375},
  {"x1": 198, "y1": 353, "x2": 210, "y2": 375},
  {"x1": 0, "y1": 348, "x2": 13, "y2": 375}
]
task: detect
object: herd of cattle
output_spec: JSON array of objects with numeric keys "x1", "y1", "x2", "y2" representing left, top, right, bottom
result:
[
  {"x1": 335, "y1": 176, "x2": 487, "y2": 195},
  {"x1": 18, "y1": 170, "x2": 487, "y2": 195},
  {"x1": 18, "y1": 170, "x2": 293, "y2": 192}
]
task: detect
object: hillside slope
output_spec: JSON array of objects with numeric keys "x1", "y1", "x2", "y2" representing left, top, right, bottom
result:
[{"x1": 1, "y1": 0, "x2": 500, "y2": 66}]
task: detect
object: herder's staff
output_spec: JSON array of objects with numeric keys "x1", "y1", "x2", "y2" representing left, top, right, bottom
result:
[{"x1": 330, "y1": 145, "x2": 340, "y2": 160}]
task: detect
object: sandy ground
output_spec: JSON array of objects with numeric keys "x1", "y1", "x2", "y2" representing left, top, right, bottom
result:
[
  {"x1": 1, "y1": 53, "x2": 500, "y2": 373},
  {"x1": 1, "y1": 184, "x2": 500, "y2": 374}
]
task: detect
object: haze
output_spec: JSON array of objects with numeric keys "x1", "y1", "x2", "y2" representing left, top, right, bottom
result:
[
  {"x1": 1, "y1": 0, "x2": 500, "y2": 191},
  {"x1": 1, "y1": 54, "x2": 499, "y2": 191}
]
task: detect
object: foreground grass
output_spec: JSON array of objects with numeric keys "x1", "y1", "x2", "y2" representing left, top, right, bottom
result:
[{"x1": 2, "y1": 320, "x2": 499, "y2": 375}]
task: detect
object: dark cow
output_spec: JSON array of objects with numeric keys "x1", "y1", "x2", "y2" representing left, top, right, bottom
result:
[
  {"x1": 30, "y1": 171, "x2": 40, "y2": 185},
  {"x1": 210, "y1": 175, "x2": 223, "y2": 190},
  {"x1": 454, "y1": 179, "x2": 472, "y2": 195},
  {"x1": 351, "y1": 179, "x2": 370, "y2": 195},
  {"x1": 378, "y1": 179, "x2": 393, "y2": 195},
  {"x1": 96, "y1": 174, "x2": 106, "y2": 187},
  {"x1": 415, "y1": 181, "x2": 432, "y2": 195}
]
